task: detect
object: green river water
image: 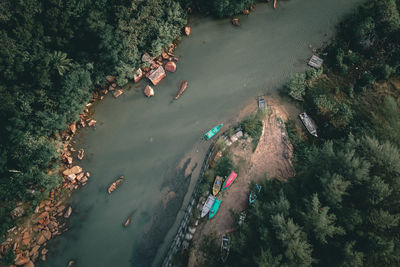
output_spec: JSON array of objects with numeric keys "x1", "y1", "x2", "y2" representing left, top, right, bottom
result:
[{"x1": 42, "y1": 0, "x2": 365, "y2": 266}]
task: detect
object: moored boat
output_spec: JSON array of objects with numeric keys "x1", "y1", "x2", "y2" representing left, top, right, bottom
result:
[
  {"x1": 221, "y1": 235, "x2": 230, "y2": 262},
  {"x1": 299, "y1": 112, "x2": 318, "y2": 137},
  {"x1": 201, "y1": 195, "x2": 216, "y2": 218},
  {"x1": 249, "y1": 183, "x2": 262, "y2": 204},
  {"x1": 204, "y1": 124, "x2": 223, "y2": 140},
  {"x1": 209, "y1": 198, "x2": 222, "y2": 219},
  {"x1": 212, "y1": 176, "x2": 223, "y2": 196},
  {"x1": 222, "y1": 171, "x2": 237, "y2": 191},
  {"x1": 108, "y1": 176, "x2": 124, "y2": 194}
]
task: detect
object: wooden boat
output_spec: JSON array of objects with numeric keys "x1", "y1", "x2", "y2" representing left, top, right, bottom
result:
[
  {"x1": 204, "y1": 124, "x2": 223, "y2": 140},
  {"x1": 209, "y1": 198, "x2": 221, "y2": 219},
  {"x1": 249, "y1": 183, "x2": 262, "y2": 204},
  {"x1": 221, "y1": 235, "x2": 231, "y2": 262},
  {"x1": 201, "y1": 195, "x2": 216, "y2": 218},
  {"x1": 299, "y1": 112, "x2": 318, "y2": 137},
  {"x1": 174, "y1": 81, "x2": 188, "y2": 100},
  {"x1": 212, "y1": 176, "x2": 223, "y2": 196},
  {"x1": 222, "y1": 171, "x2": 237, "y2": 191},
  {"x1": 108, "y1": 176, "x2": 124, "y2": 194}
]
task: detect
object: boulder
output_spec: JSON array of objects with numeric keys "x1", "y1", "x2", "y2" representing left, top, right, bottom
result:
[
  {"x1": 23, "y1": 261, "x2": 34, "y2": 267},
  {"x1": 11, "y1": 206, "x2": 25, "y2": 219},
  {"x1": 62, "y1": 166, "x2": 82, "y2": 176},
  {"x1": 66, "y1": 156, "x2": 73, "y2": 165},
  {"x1": 147, "y1": 66, "x2": 166, "y2": 86},
  {"x1": 41, "y1": 248, "x2": 48, "y2": 255},
  {"x1": 143, "y1": 85, "x2": 154, "y2": 97},
  {"x1": 68, "y1": 260, "x2": 75, "y2": 267},
  {"x1": 161, "y1": 52, "x2": 169, "y2": 60},
  {"x1": 86, "y1": 172, "x2": 91, "y2": 177},
  {"x1": 232, "y1": 18, "x2": 240, "y2": 26},
  {"x1": 106, "y1": 76, "x2": 115, "y2": 83},
  {"x1": 243, "y1": 9, "x2": 250, "y2": 15},
  {"x1": 80, "y1": 176, "x2": 88, "y2": 183},
  {"x1": 88, "y1": 119, "x2": 96, "y2": 127},
  {"x1": 184, "y1": 26, "x2": 191, "y2": 36},
  {"x1": 113, "y1": 89, "x2": 124, "y2": 98},
  {"x1": 67, "y1": 174, "x2": 76, "y2": 182},
  {"x1": 141, "y1": 53, "x2": 154, "y2": 64},
  {"x1": 64, "y1": 207, "x2": 72, "y2": 219},
  {"x1": 164, "y1": 62, "x2": 176, "y2": 73},
  {"x1": 69, "y1": 123, "x2": 76, "y2": 134},
  {"x1": 36, "y1": 234, "x2": 46, "y2": 245},
  {"x1": 30, "y1": 246, "x2": 40, "y2": 257},
  {"x1": 77, "y1": 149, "x2": 84, "y2": 160},
  {"x1": 76, "y1": 172, "x2": 84, "y2": 181},
  {"x1": 133, "y1": 68, "x2": 143, "y2": 83},
  {"x1": 15, "y1": 253, "x2": 30, "y2": 266},
  {"x1": 42, "y1": 229, "x2": 51, "y2": 240}
]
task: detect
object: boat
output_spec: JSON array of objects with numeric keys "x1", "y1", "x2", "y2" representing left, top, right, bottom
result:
[
  {"x1": 107, "y1": 176, "x2": 124, "y2": 194},
  {"x1": 209, "y1": 198, "x2": 222, "y2": 219},
  {"x1": 249, "y1": 183, "x2": 262, "y2": 204},
  {"x1": 174, "y1": 81, "x2": 188, "y2": 100},
  {"x1": 212, "y1": 176, "x2": 223, "y2": 196},
  {"x1": 222, "y1": 171, "x2": 237, "y2": 191},
  {"x1": 258, "y1": 97, "x2": 266, "y2": 110},
  {"x1": 201, "y1": 195, "x2": 216, "y2": 218},
  {"x1": 221, "y1": 235, "x2": 231, "y2": 262},
  {"x1": 204, "y1": 124, "x2": 223, "y2": 140},
  {"x1": 299, "y1": 112, "x2": 318, "y2": 137},
  {"x1": 124, "y1": 210, "x2": 136, "y2": 227}
]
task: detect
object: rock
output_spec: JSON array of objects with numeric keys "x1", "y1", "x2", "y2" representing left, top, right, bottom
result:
[
  {"x1": 41, "y1": 254, "x2": 46, "y2": 261},
  {"x1": 113, "y1": 89, "x2": 123, "y2": 98},
  {"x1": 42, "y1": 229, "x2": 51, "y2": 240},
  {"x1": 76, "y1": 172, "x2": 84, "y2": 181},
  {"x1": 143, "y1": 85, "x2": 154, "y2": 97},
  {"x1": 147, "y1": 66, "x2": 166, "y2": 86},
  {"x1": 243, "y1": 9, "x2": 250, "y2": 15},
  {"x1": 184, "y1": 26, "x2": 191, "y2": 36},
  {"x1": 21, "y1": 238, "x2": 30, "y2": 247},
  {"x1": 184, "y1": 233, "x2": 193, "y2": 240},
  {"x1": 30, "y1": 246, "x2": 40, "y2": 257},
  {"x1": 232, "y1": 18, "x2": 240, "y2": 26},
  {"x1": 15, "y1": 253, "x2": 30, "y2": 266},
  {"x1": 66, "y1": 156, "x2": 73, "y2": 165},
  {"x1": 68, "y1": 260, "x2": 75, "y2": 267},
  {"x1": 57, "y1": 205, "x2": 66, "y2": 213},
  {"x1": 88, "y1": 119, "x2": 96, "y2": 127},
  {"x1": 11, "y1": 206, "x2": 25, "y2": 219},
  {"x1": 106, "y1": 76, "x2": 115, "y2": 83},
  {"x1": 141, "y1": 53, "x2": 154, "y2": 64},
  {"x1": 164, "y1": 61, "x2": 176, "y2": 73},
  {"x1": 86, "y1": 172, "x2": 91, "y2": 177},
  {"x1": 80, "y1": 176, "x2": 88, "y2": 183},
  {"x1": 108, "y1": 85, "x2": 115, "y2": 91},
  {"x1": 64, "y1": 207, "x2": 72, "y2": 218},
  {"x1": 62, "y1": 166, "x2": 82, "y2": 176},
  {"x1": 41, "y1": 248, "x2": 48, "y2": 255},
  {"x1": 23, "y1": 261, "x2": 34, "y2": 267},
  {"x1": 69, "y1": 123, "x2": 76, "y2": 134},
  {"x1": 133, "y1": 68, "x2": 143, "y2": 83},
  {"x1": 77, "y1": 149, "x2": 84, "y2": 160},
  {"x1": 161, "y1": 52, "x2": 169, "y2": 60},
  {"x1": 188, "y1": 227, "x2": 196, "y2": 234},
  {"x1": 67, "y1": 174, "x2": 76, "y2": 182},
  {"x1": 36, "y1": 234, "x2": 46, "y2": 245}
]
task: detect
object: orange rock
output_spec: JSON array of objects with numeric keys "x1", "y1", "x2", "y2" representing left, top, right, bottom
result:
[
  {"x1": 143, "y1": 85, "x2": 154, "y2": 97},
  {"x1": 184, "y1": 26, "x2": 191, "y2": 36},
  {"x1": 36, "y1": 234, "x2": 46, "y2": 245},
  {"x1": 133, "y1": 68, "x2": 143, "y2": 83},
  {"x1": 62, "y1": 166, "x2": 82, "y2": 176},
  {"x1": 64, "y1": 207, "x2": 72, "y2": 218},
  {"x1": 69, "y1": 123, "x2": 76, "y2": 134},
  {"x1": 147, "y1": 66, "x2": 166, "y2": 86},
  {"x1": 113, "y1": 89, "x2": 124, "y2": 98},
  {"x1": 88, "y1": 119, "x2": 96, "y2": 127},
  {"x1": 243, "y1": 9, "x2": 250, "y2": 15},
  {"x1": 161, "y1": 52, "x2": 169, "y2": 59},
  {"x1": 23, "y1": 261, "x2": 34, "y2": 267},
  {"x1": 42, "y1": 229, "x2": 51, "y2": 240},
  {"x1": 21, "y1": 238, "x2": 30, "y2": 247},
  {"x1": 165, "y1": 61, "x2": 176, "y2": 73},
  {"x1": 15, "y1": 253, "x2": 30, "y2": 266}
]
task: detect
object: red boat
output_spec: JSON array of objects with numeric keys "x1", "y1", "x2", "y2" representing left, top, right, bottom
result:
[{"x1": 222, "y1": 171, "x2": 237, "y2": 191}]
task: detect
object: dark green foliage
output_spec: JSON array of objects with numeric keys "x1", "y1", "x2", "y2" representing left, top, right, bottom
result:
[
  {"x1": 241, "y1": 114, "x2": 263, "y2": 150},
  {"x1": 215, "y1": 154, "x2": 234, "y2": 178},
  {"x1": 212, "y1": 0, "x2": 255, "y2": 17},
  {"x1": 285, "y1": 73, "x2": 307, "y2": 101},
  {"x1": 373, "y1": 64, "x2": 393, "y2": 80},
  {"x1": 0, "y1": 247, "x2": 15, "y2": 266}
]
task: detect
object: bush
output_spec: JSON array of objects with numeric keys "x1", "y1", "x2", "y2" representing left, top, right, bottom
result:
[
  {"x1": 356, "y1": 71, "x2": 375, "y2": 91},
  {"x1": 373, "y1": 64, "x2": 393, "y2": 80},
  {"x1": 215, "y1": 154, "x2": 234, "y2": 178},
  {"x1": 285, "y1": 73, "x2": 307, "y2": 101}
]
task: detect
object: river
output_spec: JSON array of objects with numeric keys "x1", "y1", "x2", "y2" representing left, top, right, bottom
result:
[{"x1": 42, "y1": 0, "x2": 364, "y2": 266}]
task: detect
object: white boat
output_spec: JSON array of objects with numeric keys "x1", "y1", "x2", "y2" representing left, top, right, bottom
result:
[{"x1": 201, "y1": 195, "x2": 216, "y2": 218}]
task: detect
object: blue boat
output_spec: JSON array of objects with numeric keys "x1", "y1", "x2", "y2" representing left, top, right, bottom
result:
[
  {"x1": 249, "y1": 184, "x2": 262, "y2": 204},
  {"x1": 209, "y1": 198, "x2": 222, "y2": 219}
]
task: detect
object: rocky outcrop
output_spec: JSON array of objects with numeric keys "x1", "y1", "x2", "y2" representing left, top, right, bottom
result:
[
  {"x1": 133, "y1": 68, "x2": 143, "y2": 83},
  {"x1": 165, "y1": 61, "x2": 176, "y2": 73},
  {"x1": 144, "y1": 85, "x2": 154, "y2": 97},
  {"x1": 147, "y1": 66, "x2": 166, "y2": 86},
  {"x1": 184, "y1": 26, "x2": 191, "y2": 36},
  {"x1": 113, "y1": 89, "x2": 124, "y2": 98},
  {"x1": 62, "y1": 166, "x2": 82, "y2": 176}
]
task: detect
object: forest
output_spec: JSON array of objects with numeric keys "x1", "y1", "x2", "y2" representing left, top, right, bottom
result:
[
  {"x1": 0, "y1": 0, "x2": 256, "y2": 241},
  {"x1": 223, "y1": 0, "x2": 400, "y2": 266}
]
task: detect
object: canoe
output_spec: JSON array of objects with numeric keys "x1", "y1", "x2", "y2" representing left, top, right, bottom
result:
[
  {"x1": 201, "y1": 195, "x2": 216, "y2": 218},
  {"x1": 221, "y1": 235, "x2": 230, "y2": 262},
  {"x1": 108, "y1": 176, "x2": 124, "y2": 194},
  {"x1": 212, "y1": 176, "x2": 223, "y2": 196},
  {"x1": 299, "y1": 112, "x2": 318, "y2": 137},
  {"x1": 174, "y1": 81, "x2": 188, "y2": 100},
  {"x1": 249, "y1": 184, "x2": 262, "y2": 204},
  {"x1": 222, "y1": 171, "x2": 237, "y2": 191},
  {"x1": 204, "y1": 124, "x2": 223, "y2": 140},
  {"x1": 209, "y1": 198, "x2": 221, "y2": 219}
]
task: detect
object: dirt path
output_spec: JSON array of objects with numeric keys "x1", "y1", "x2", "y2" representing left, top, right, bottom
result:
[{"x1": 187, "y1": 97, "x2": 298, "y2": 266}]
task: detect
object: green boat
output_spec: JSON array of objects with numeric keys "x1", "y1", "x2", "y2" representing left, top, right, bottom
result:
[
  {"x1": 204, "y1": 124, "x2": 223, "y2": 140},
  {"x1": 209, "y1": 198, "x2": 222, "y2": 219}
]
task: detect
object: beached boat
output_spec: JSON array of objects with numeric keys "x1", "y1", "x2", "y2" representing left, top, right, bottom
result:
[
  {"x1": 222, "y1": 171, "x2": 237, "y2": 191},
  {"x1": 108, "y1": 176, "x2": 124, "y2": 194},
  {"x1": 258, "y1": 97, "x2": 266, "y2": 110},
  {"x1": 299, "y1": 112, "x2": 318, "y2": 137},
  {"x1": 221, "y1": 235, "x2": 231, "y2": 262},
  {"x1": 201, "y1": 195, "x2": 216, "y2": 218},
  {"x1": 204, "y1": 124, "x2": 223, "y2": 140},
  {"x1": 209, "y1": 198, "x2": 222, "y2": 219},
  {"x1": 249, "y1": 184, "x2": 262, "y2": 204},
  {"x1": 174, "y1": 81, "x2": 188, "y2": 100},
  {"x1": 212, "y1": 176, "x2": 223, "y2": 196}
]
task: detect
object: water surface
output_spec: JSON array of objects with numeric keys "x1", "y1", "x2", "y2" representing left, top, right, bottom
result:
[{"x1": 43, "y1": 0, "x2": 365, "y2": 266}]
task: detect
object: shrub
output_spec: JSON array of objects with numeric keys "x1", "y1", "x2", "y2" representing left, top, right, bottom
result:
[
  {"x1": 285, "y1": 73, "x2": 307, "y2": 101},
  {"x1": 373, "y1": 64, "x2": 393, "y2": 80}
]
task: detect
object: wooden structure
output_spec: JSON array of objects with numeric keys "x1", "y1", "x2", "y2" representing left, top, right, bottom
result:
[{"x1": 308, "y1": 55, "x2": 323, "y2": 69}]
